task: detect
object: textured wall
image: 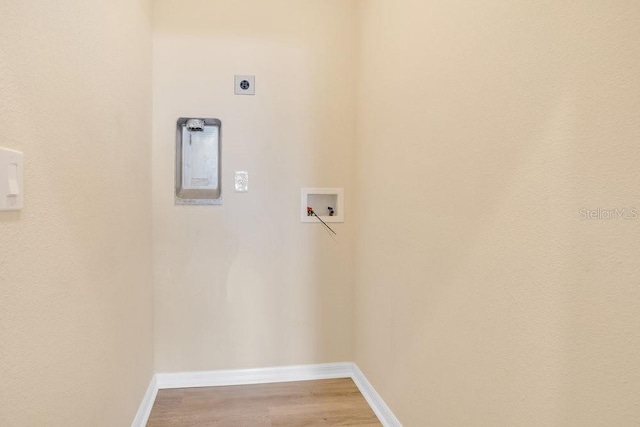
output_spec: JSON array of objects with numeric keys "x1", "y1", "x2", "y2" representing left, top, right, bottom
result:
[
  {"x1": 0, "y1": 1, "x2": 154, "y2": 425},
  {"x1": 152, "y1": 0, "x2": 358, "y2": 372},
  {"x1": 354, "y1": 0, "x2": 640, "y2": 425}
]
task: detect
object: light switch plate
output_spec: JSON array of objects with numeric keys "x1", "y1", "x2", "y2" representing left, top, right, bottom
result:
[
  {"x1": 0, "y1": 147, "x2": 24, "y2": 211},
  {"x1": 234, "y1": 75, "x2": 255, "y2": 95},
  {"x1": 235, "y1": 171, "x2": 249, "y2": 192}
]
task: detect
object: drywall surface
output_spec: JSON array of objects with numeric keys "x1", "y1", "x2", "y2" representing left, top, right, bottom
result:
[
  {"x1": 354, "y1": 0, "x2": 640, "y2": 425},
  {"x1": 0, "y1": 1, "x2": 154, "y2": 425},
  {"x1": 152, "y1": 0, "x2": 358, "y2": 371}
]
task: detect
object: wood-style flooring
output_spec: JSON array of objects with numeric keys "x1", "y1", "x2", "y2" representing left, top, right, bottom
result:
[{"x1": 146, "y1": 378, "x2": 381, "y2": 426}]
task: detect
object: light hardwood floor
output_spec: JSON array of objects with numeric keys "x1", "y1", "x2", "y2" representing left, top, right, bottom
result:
[{"x1": 146, "y1": 378, "x2": 382, "y2": 426}]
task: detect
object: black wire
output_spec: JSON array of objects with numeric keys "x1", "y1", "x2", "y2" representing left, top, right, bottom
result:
[{"x1": 309, "y1": 209, "x2": 337, "y2": 235}]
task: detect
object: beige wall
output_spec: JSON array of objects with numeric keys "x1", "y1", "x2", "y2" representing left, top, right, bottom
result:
[
  {"x1": 0, "y1": 0, "x2": 154, "y2": 426},
  {"x1": 4, "y1": 1, "x2": 639, "y2": 424},
  {"x1": 152, "y1": 0, "x2": 358, "y2": 372},
  {"x1": 354, "y1": 0, "x2": 640, "y2": 425}
]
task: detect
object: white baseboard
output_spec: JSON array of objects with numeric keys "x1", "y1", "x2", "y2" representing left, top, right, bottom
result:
[
  {"x1": 131, "y1": 374, "x2": 157, "y2": 427},
  {"x1": 133, "y1": 362, "x2": 401, "y2": 427},
  {"x1": 351, "y1": 364, "x2": 402, "y2": 427},
  {"x1": 155, "y1": 362, "x2": 353, "y2": 389}
]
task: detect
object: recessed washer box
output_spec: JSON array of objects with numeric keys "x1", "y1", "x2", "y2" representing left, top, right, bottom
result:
[
  {"x1": 175, "y1": 118, "x2": 222, "y2": 205},
  {"x1": 301, "y1": 188, "x2": 344, "y2": 223}
]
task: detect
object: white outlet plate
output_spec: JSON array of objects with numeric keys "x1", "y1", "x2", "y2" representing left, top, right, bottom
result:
[
  {"x1": 234, "y1": 75, "x2": 255, "y2": 95},
  {"x1": 235, "y1": 171, "x2": 249, "y2": 192}
]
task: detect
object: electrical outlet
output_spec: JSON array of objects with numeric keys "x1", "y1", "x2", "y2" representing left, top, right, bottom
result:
[
  {"x1": 235, "y1": 171, "x2": 249, "y2": 192},
  {"x1": 234, "y1": 75, "x2": 255, "y2": 95}
]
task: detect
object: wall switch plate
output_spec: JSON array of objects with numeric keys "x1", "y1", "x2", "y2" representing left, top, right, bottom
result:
[
  {"x1": 0, "y1": 147, "x2": 24, "y2": 211},
  {"x1": 234, "y1": 75, "x2": 255, "y2": 95},
  {"x1": 235, "y1": 171, "x2": 249, "y2": 192}
]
